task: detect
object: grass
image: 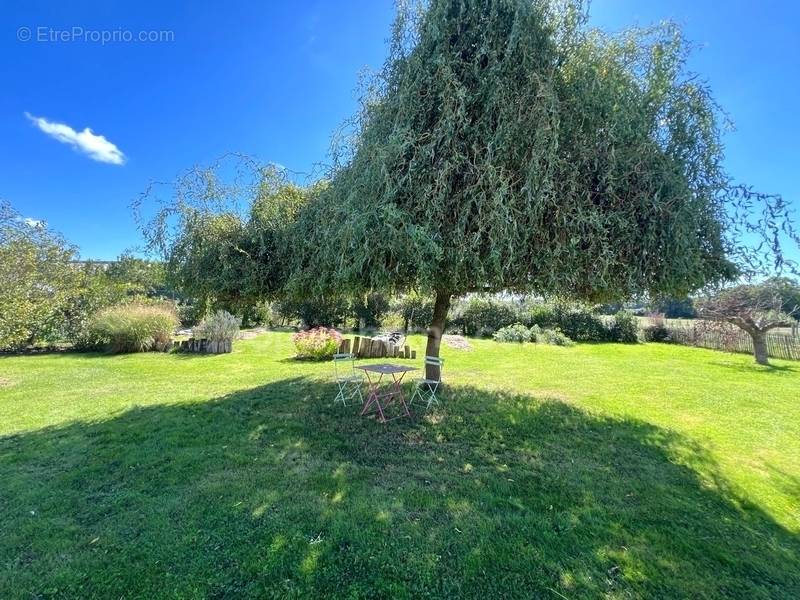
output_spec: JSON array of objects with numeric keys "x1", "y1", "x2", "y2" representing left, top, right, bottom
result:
[{"x1": 1, "y1": 332, "x2": 799, "y2": 598}]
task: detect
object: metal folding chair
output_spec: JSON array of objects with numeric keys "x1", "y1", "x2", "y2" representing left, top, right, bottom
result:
[
  {"x1": 332, "y1": 353, "x2": 363, "y2": 407},
  {"x1": 409, "y1": 356, "x2": 444, "y2": 409}
]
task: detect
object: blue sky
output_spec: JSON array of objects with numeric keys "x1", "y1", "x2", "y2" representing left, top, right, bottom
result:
[{"x1": 2, "y1": 1, "x2": 798, "y2": 262}]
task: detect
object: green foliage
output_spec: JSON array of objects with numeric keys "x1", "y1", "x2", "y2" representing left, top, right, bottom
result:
[
  {"x1": 610, "y1": 310, "x2": 640, "y2": 343},
  {"x1": 276, "y1": 296, "x2": 350, "y2": 329},
  {"x1": 61, "y1": 264, "x2": 130, "y2": 348},
  {"x1": 0, "y1": 201, "x2": 89, "y2": 350},
  {"x1": 451, "y1": 297, "x2": 519, "y2": 337},
  {"x1": 379, "y1": 311, "x2": 407, "y2": 332},
  {"x1": 642, "y1": 322, "x2": 672, "y2": 343},
  {"x1": 763, "y1": 277, "x2": 800, "y2": 321},
  {"x1": 493, "y1": 323, "x2": 533, "y2": 343},
  {"x1": 88, "y1": 302, "x2": 178, "y2": 353},
  {"x1": 650, "y1": 297, "x2": 697, "y2": 319},
  {"x1": 522, "y1": 303, "x2": 611, "y2": 342},
  {"x1": 351, "y1": 292, "x2": 390, "y2": 329},
  {"x1": 105, "y1": 253, "x2": 169, "y2": 297},
  {"x1": 286, "y1": 0, "x2": 800, "y2": 309},
  {"x1": 137, "y1": 157, "x2": 321, "y2": 323},
  {"x1": 291, "y1": 327, "x2": 342, "y2": 359},
  {"x1": 533, "y1": 326, "x2": 575, "y2": 347},
  {"x1": 192, "y1": 310, "x2": 241, "y2": 343},
  {"x1": 388, "y1": 292, "x2": 434, "y2": 332},
  {"x1": 493, "y1": 322, "x2": 575, "y2": 346}
]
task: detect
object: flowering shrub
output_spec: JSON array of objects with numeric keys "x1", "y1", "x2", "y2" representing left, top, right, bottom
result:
[{"x1": 292, "y1": 327, "x2": 342, "y2": 359}]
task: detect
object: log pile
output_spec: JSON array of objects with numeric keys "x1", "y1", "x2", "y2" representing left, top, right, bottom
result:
[{"x1": 339, "y1": 336, "x2": 416, "y2": 359}]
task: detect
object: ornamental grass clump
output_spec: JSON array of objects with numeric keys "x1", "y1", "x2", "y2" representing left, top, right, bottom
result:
[
  {"x1": 292, "y1": 327, "x2": 342, "y2": 359},
  {"x1": 193, "y1": 310, "x2": 241, "y2": 343},
  {"x1": 88, "y1": 302, "x2": 178, "y2": 353}
]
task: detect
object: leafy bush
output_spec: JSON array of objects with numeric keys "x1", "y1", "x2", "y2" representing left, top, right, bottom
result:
[
  {"x1": 292, "y1": 327, "x2": 342, "y2": 359},
  {"x1": 451, "y1": 297, "x2": 519, "y2": 337},
  {"x1": 642, "y1": 323, "x2": 671, "y2": 343},
  {"x1": 493, "y1": 323, "x2": 533, "y2": 343},
  {"x1": 276, "y1": 297, "x2": 350, "y2": 328},
  {"x1": 533, "y1": 326, "x2": 575, "y2": 346},
  {"x1": 389, "y1": 292, "x2": 434, "y2": 332},
  {"x1": 193, "y1": 310, "x2": 241, "y2": 342},
  {"x1": 380, "y1": 311, "x2": 407, "y2": 332},
  {"x1": 649, "y1": 297, "x2": 696, "y2": 319},
  {"x1": 610, "y1": 310, "x2": 639, "y2": 343},
  {"x1": 493, "y1": 323, "x2": 575, "y2": 346},
  {"x1": 522, "y1": 303, "x2": 611, "y2": 342},
  {"x1": 352, "y1": 292, "x2": 391, "y2": 329},
  {"x1": 88, "y1": 302, "x2": 178, "y2": 353}
]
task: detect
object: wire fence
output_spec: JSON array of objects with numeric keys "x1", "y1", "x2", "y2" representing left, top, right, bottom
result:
[{"x1": 652, "y1": 321, "x2": 800, "y2": 361}]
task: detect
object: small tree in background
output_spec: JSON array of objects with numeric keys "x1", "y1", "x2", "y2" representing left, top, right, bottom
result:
[
  {"x1": 136, "y1": 156, "x2": 314, "y2": 325},
  {"x1": 698, "y1": 283, "x2": 798, "y2": 365}
]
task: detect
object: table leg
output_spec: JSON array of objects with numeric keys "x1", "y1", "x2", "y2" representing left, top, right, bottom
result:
[
  {"x1": 360, "y1": 372, "x2": 387, "y2": 422},
  {"x1": 392, "y1": 372, "x2": 412, "y2": 418}
]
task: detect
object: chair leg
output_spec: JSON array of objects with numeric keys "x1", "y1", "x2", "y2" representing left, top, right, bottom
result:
[
  {"x1": 425, "y1": 383, "x2": 440, "y2": 410},
  {"x1": 334, "y1": 382, "x2": 347, "y2": 407},
  {"x1": 409, "y1": 384, "x2": 422, "y2": 406},
  {"x1": 348, "y1": 381, "x2": 363, "y2": 404}
]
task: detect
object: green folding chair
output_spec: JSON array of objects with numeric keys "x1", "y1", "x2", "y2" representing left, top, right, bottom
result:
[
  {"x1": 332, "y1": 353, "x2": 363, "y2": 407},
  {"x1": 409, "y1": 356, "x2": 444, "y2": 409}
]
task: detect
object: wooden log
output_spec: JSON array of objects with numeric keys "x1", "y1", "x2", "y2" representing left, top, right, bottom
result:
[
  {"x1": 404, "y1": 345, "x2": 410, "y2": 359},
  {"x1": 411, "y1": 349, "x2": 417, "y2": 359}
]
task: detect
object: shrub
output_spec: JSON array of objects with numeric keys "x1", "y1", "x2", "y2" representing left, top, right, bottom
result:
[
  {"x1": 88, "y1": 302, "x2": 178, "y2": 353},
  {"x1": 451, "y1": 297, "x2": 519, "y2": 337},
  {"x1": 520, "y1": 302, "x2": 611, "y2": 342},
  {"x1": 193, "y1": 310, "x2": 241, "y2": 342},
  {"x1": 390, "y1": 292, "x2": 435, "y2": 332},
  {"x1": 292, "y1": 327, "x2": 342, "y2": 359},
  {"x1": 276, "y1": 297, "x2": 350, "y2": 328},
  {"x1": 642, "y1": 323, "x2": 671, "y2": 343},
  {"x1": 493, "y1": 322, "x2": 575, "y2": 346},
  {"x1": 610, "y1": 310, "x2": 639, "y2": 343},
  {"x1": 493, "y1": 323, "x2": 533, "y2": 343},
  {"x1": 380, "y1": 311, "x2": 407, "y2": 332},
  {"x1": 532, "y1": 326, "x2": 575, "y2": 346}
]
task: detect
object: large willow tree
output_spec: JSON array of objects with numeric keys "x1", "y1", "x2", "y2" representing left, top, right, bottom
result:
[{"x1": 293, "y1": 0, "x2": 794, "y2": 376}]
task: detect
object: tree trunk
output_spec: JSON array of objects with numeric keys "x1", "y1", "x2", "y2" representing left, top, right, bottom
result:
[
  {"x1": 751, "y1": 330, "x2": 769, "y2": 365},
  {"x1": 424, "y1": 290, "x2": 451, "y2": 381}
]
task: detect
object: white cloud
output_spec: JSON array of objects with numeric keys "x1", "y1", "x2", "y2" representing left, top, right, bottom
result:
[
  {"x1": 22, "y1": 217, "x2": 44, "y2": 228},
  {"x1": 24, "y1": 112, "x2": 126, "y2": 165}
]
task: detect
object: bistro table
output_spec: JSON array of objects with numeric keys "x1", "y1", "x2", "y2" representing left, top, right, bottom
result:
[{"x1": 356, "y1": 363, "x2": 417, "y2": 423}]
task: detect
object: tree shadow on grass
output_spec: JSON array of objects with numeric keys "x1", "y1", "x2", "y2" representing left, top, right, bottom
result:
[
  {"x1": 707, "y1": 357, "x2": 798, "y2": 374},
  {"x1": 1, "y1": 379, "x2": 798, "y2": 598}
]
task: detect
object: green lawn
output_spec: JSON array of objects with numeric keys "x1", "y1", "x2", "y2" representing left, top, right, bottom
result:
[{"x1": 1, "y1": 332, "x2": 799, "y2": 598}]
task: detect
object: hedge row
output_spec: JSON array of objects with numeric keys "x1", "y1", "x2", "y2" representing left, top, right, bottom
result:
[{"x1": 448, "y1": 297, "x2": 638, "y2": 343}]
